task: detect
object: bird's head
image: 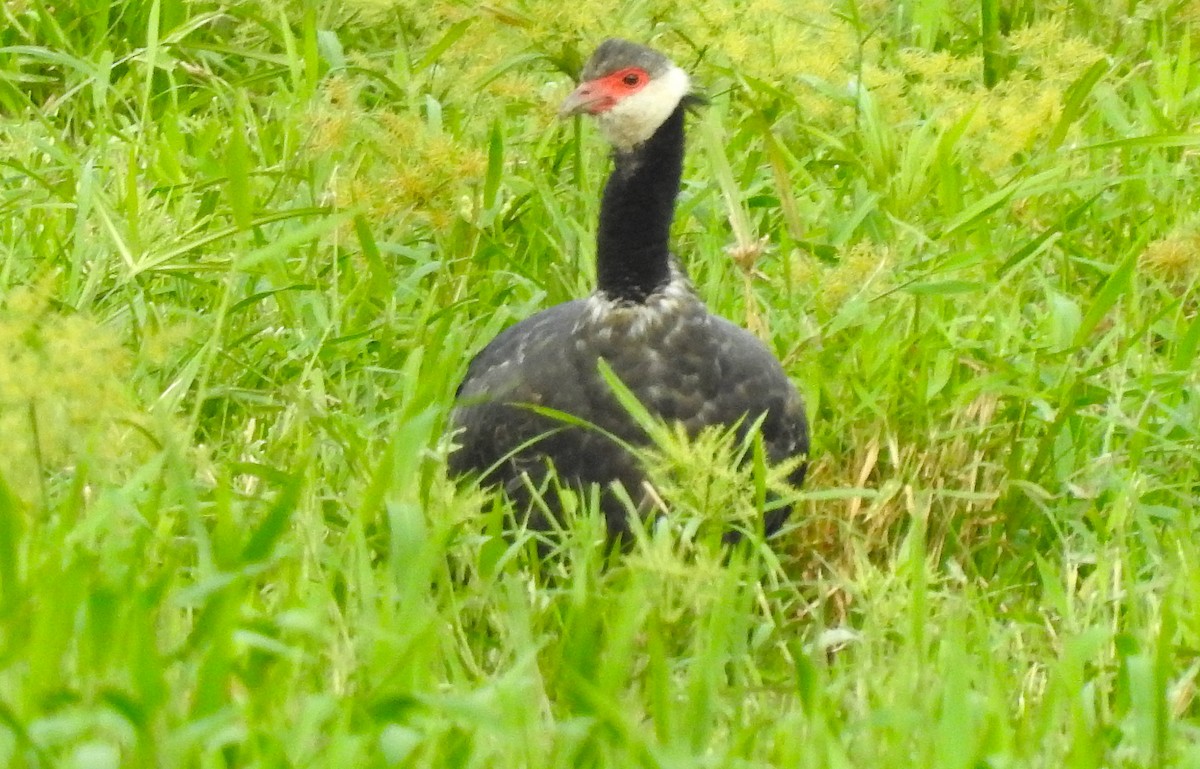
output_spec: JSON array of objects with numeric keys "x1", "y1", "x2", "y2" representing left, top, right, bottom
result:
[{"x1": 560, "y1": 39, "x2": 698, "y2": 152}]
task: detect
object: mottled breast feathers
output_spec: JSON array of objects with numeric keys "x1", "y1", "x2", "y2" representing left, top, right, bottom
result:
[{"x1": 449, "y1": 271, "x2": 809, "y2": 537}]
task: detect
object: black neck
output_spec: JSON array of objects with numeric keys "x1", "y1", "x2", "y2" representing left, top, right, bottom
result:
[{"x1": 594, "y1": 105, "x2": 686, "y2": 302}]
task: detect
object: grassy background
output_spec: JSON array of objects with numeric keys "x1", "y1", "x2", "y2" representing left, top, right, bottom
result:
[{"x1": 2, "y1": 0, "x2": 1200, "y2": 765}]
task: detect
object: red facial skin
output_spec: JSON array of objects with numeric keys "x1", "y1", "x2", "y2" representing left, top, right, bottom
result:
[{"x1": 560, "y1": 67, "x2": 651, "y2": 116}]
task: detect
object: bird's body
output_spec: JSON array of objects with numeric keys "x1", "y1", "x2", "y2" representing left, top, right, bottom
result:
[{"x1": 449, "y1": 40, "x2": 808, "y2": 540}]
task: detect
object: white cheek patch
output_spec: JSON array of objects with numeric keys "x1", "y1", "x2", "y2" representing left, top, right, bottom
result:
[{"x1": 596, "y1": 65, "x2": 691, "y2": 151}]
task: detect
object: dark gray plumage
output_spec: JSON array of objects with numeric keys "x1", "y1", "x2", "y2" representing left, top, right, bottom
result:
[{"x1": 449, "y1": 40, "x2": 809, "y2": 540}]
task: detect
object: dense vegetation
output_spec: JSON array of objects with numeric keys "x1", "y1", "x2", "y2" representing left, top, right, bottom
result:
[{"x1": 2, "y1": 0, "x2": 1199, "y2": 765}]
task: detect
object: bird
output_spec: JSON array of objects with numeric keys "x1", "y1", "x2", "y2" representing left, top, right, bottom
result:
[{"x1": 448, "y1": 39, "x2": 809, "y2": 543}]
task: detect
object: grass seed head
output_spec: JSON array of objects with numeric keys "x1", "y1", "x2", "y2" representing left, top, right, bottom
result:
[
  {"x1": 0, "y1": 284, "x2": 152, "y2": 502},
  {"x1": 1141, "y1": 231, "x2": 1200, "y2": 287}
]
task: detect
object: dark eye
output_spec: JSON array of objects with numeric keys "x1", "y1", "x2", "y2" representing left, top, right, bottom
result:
[{"x1": 622, "y1": 72, "x2": 641, "y2": 86}]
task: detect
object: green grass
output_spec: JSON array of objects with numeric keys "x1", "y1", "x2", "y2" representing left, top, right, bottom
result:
[{"x1": 2, "y1": 0, "x2": 1200, "y2": 765}]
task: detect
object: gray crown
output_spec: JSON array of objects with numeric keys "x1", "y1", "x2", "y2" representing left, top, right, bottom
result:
[{"x1": 581, "y1": 39, "x2": 674, "y2": 81}]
